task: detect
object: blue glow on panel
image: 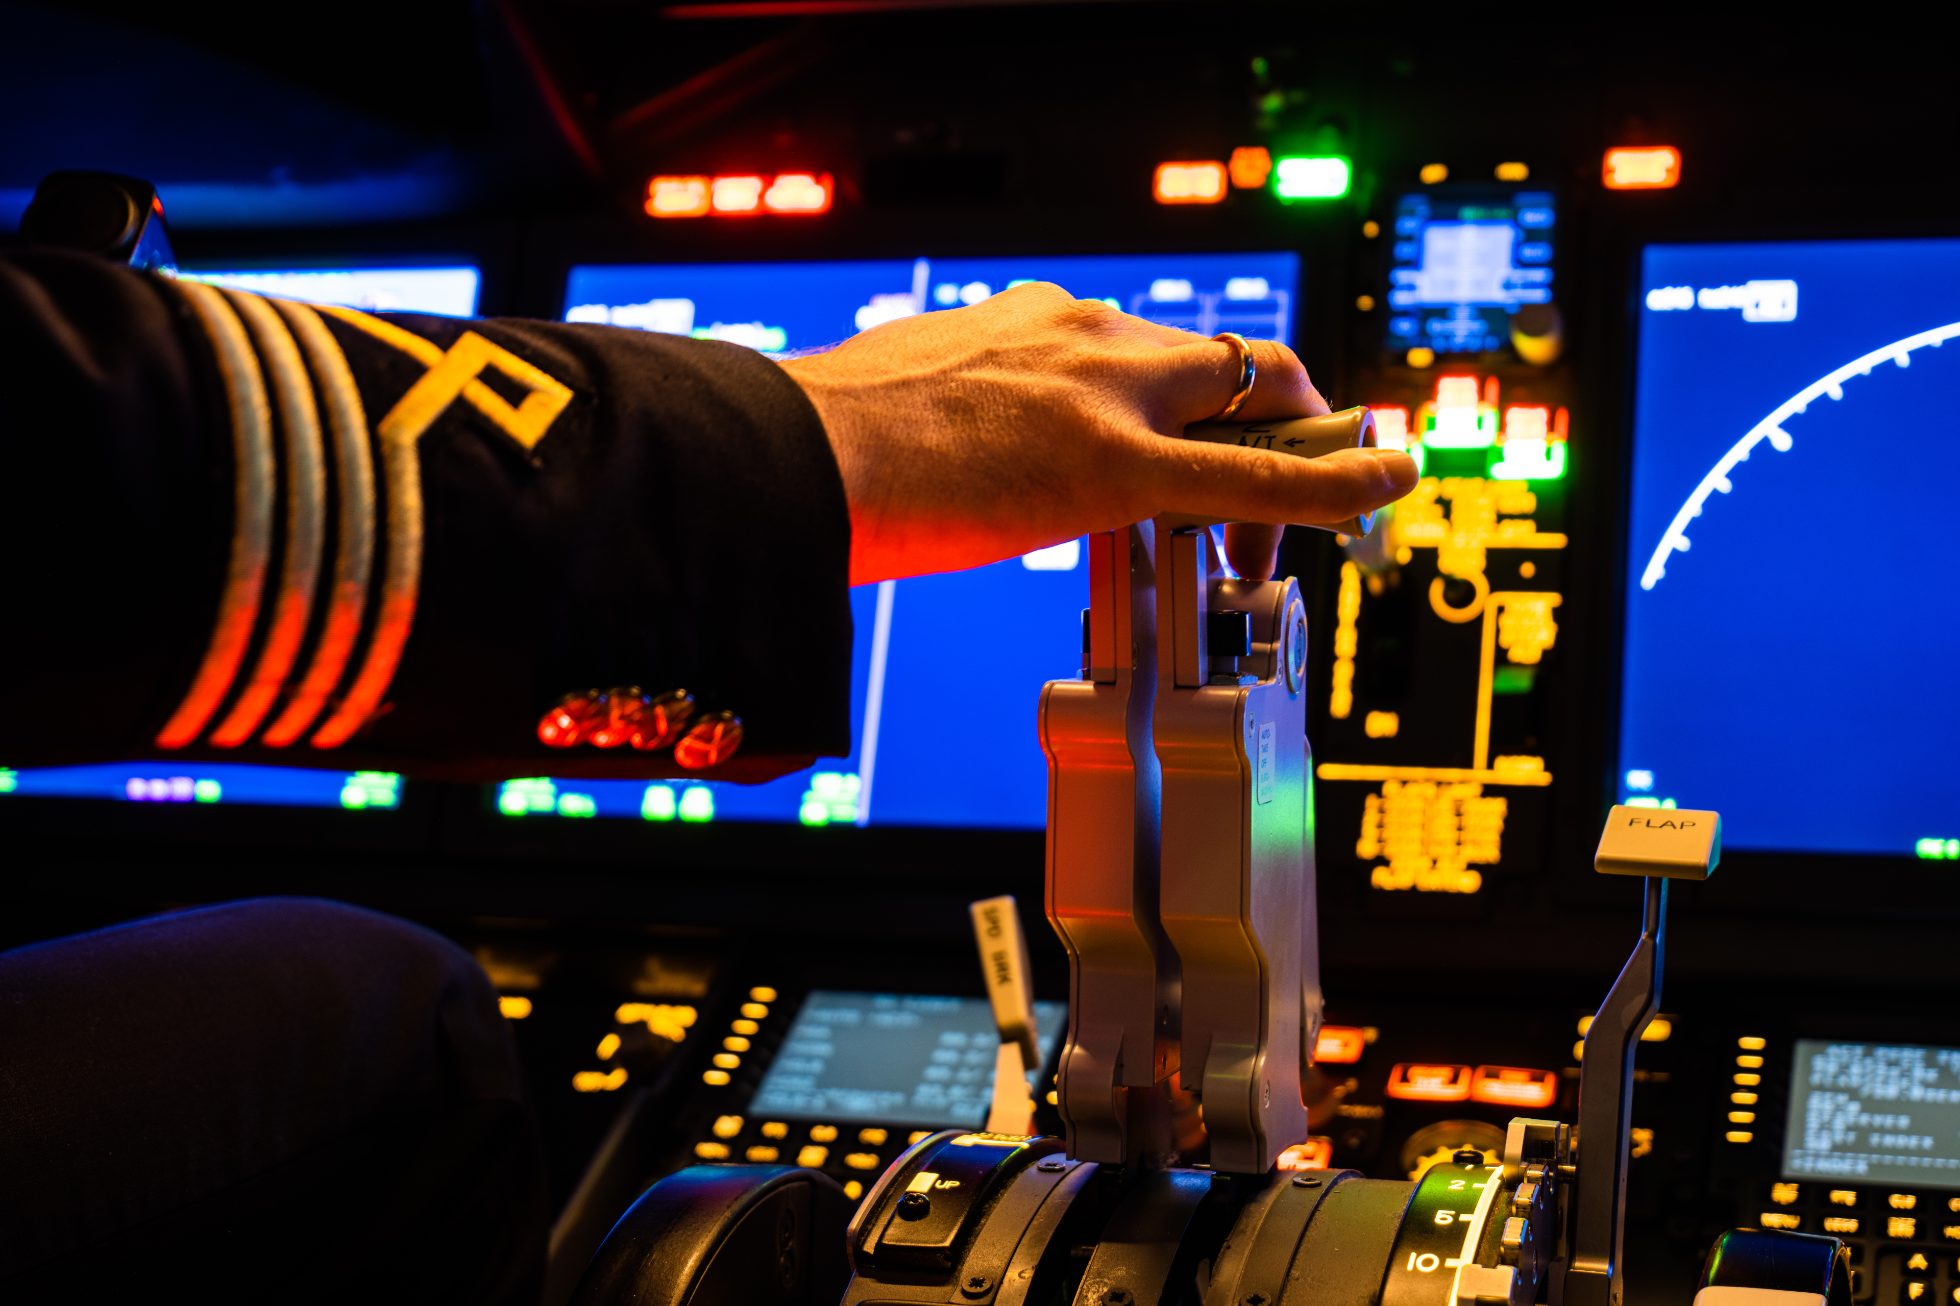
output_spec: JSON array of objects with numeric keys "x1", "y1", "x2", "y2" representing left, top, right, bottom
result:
[
  {"x1": 543, "y1": 251, "x2": 1302, "y2": 829},
  {"x1": 180, "y1": 266, "x2": 482, "y2": 316},
  {"x1": 1619, "y1": 238, "x2": 1960, "y2": 857},
  {"x1": 0, "y1": 762, "x2": 400, "y2": 811}
]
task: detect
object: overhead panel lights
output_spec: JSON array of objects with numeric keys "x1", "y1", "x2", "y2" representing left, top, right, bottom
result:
[
  {"x1": 1153, "y1": 160, "x2": 1228, "y2": 204},
  {"x1": 1274, "y1": 155, "x2": 1352, "y2": 201},
  {"x1": 648, "y1": 172, "x2": 833, "y2": 218},
  {"x1": 1228, "y1": 146, "x2": 1272, "y2": 189},
  {"x1": 1603, "y1": 146, "x2": 1682, "y2": 190},
  {"x1": 1495, "y1": 161, "x2": 1530, "y2": 181}
]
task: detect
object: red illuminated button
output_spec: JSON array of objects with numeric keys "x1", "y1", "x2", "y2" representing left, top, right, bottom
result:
[
  {"x1": 1277, "y1": 1137, "x2": 1334, "y2": 1171},
  {"x1": 1386, "y1": 1063, "x2": 1473, "y2": 1103},
  {"x1": 1228, "y1": 146, "x2": 1272, "y2": 190},
  {"x1": 674, "y1": 711, "x2": 744, "y2": 769},
  {"x1": 762, "y1": 173, "x2": 833, "y2": 215},
  {"x1": 1603, "y1": 145, "x2": 1681, "y2": 190},
  {"x1": 1314, "y1": 1025, "x2": 1367, "y2": 1065},
  {"x1": 1469, "y1": 1065, "x2": 1559, "y2": 1110},
  {"x1": 537, "y1": 690, "x2": 605, "y2": 748}
]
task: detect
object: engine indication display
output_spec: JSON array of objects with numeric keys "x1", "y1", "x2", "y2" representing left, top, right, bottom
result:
[{"x1": 1784, "y1": 1040, "x2": 1960, "y2": 1190}]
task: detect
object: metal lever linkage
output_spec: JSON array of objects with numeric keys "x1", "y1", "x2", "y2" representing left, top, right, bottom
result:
[{"x1": 1040, "y1": 407, "x2": 1372, "y2": 1173}]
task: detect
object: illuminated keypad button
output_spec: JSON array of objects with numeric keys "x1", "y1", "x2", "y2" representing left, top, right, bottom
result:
[
  {"x1": 1905, "y1": 1254, "x2": 1930, "y2": 1274},
  {"x1": 1902, "y1": 1282, "x2": 1929, "y2": 1304},
  {"x1": 1892, "y1": 1217, "x2": 1921, "y2": 1240},
  {"x1": 1760, "y1": 1212, "x2": 1803, "y2": 1231},
  {"x1": 797, "y1": 1145, "x2": 828, "y2": 1168},
  {"x1": 711, "y1": 1114, "x2": 744, "y2": 1140},
  {"x1": 745, "y1": 1145, "x2": 780, "y2": 1163},
  {"x1": 1891, "y1": 1194, "x2": 1920, "y2": 1211},
  {"x1": 843, "y1": 1180, "x2": 864, "y2": 1201},
  {"x1": 908, "y1": 1130, "x2": 932, "y2": 1145},
  {"x1": 1829, "y1": 1189, "x2": 1861, "y2": 1207},
  {"x1": 1386, "y1": 1063, "x2": 1473, "y2": 1103},
  {"x1": 1822, "y1": 1216, "x2": 1859, "y2": 1235},
  {"x1": 1942, "y1": 1224, "x2": 1960, "y2": 1242},
  {"x1": 1769, "y1": 1183, "x2": 1802, "y2": 1206},
  {"x1": 808, "y1": 1124, "x2": 839, "y2": 1143},
  {"x1": 694, "y1": 1141, "x2": 730, "y2": 1160},
  {"x1": 858, "y1": 1128, "x2": 889, "y2": 1146},
  {"x1": 1950, "y1": 1197, "x2": 1960, "y2": 1213},
  {"x1": 844, "y1": 1152, "x2": 881, "y2": 1171},
  {"x1": 760, "y1": 1121, "x2": 789, "y2": 1140}
]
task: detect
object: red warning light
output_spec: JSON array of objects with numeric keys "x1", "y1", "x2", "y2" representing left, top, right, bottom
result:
[
  {"x1": 1386, "y1": 1063, "x2": 1473, "y2": 1102},
  {"x1": 1603, "y1": 146, "x2": 1681, "y2": 190},
  {"x1": 1469, "y1": 1065, "x2": 1559, "y2": 1110},
  {"x1": 1153, "y1": 160, "x2": 1228, "y2": 205},
  {"x1": 1314, "y1": 1025, "x2": 1368, "y2": 1064},
  {"x1": 762, "y1": 172, "x2": 834, "y2": 215},
  {"x1": 1228, "y1": 146, "x2": 1273, "y2": 190},
  {"x1": 646, "y1": 175, "x2": 712, "y2": 218},
  {"x1": 710, "y1": 175, "x2": 767, "y2": 214}
]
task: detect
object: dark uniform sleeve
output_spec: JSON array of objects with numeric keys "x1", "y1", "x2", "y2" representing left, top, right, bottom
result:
[{"x1": 0, "y1": 250, "x2": 853, "y2": 781}]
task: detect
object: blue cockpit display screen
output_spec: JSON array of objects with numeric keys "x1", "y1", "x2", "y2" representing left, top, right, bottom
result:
[
  {"x1": 1618, "y1": 238, "x2": 1960, "y2": 858},
  {"x1": 530, "y1": 251, "x2": 1302, "y2": 830}
]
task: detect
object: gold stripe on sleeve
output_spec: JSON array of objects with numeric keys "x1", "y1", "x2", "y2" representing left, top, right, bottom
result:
[
  {"x1": 260, "y1": 300, "x2": 377, "y2": 747},
  {"x1": 209, "y1": 290, "x2": 327, "y2": 747},
  {"x1": 155, "y1": 280, "x2": 276, "y2": 750}
]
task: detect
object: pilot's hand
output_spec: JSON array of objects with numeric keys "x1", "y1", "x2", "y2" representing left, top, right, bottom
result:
[{"x1": 781, "y1": 281, "x2": 1418, "y2": 586}]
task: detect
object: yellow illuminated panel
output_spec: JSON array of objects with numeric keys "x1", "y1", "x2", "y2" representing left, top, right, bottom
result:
[
  {"x1": 712, "y1": 1115, "x2": 743, "y2": 1139},
  {"x1": 1735, "y1": 1073, "x2": 1762, "y2": 1086},
  {"x1": 615, "y1": 1002, "x2": 697, "y2": 1042},
  {"x1": 713, "y1": 1052, "x2": 741, "y2": 1070},
  {"x1": 724, "y1": 1036, "x2": 751, "y2": 1052},
  {"x1": 798, "y1": 1145, "x2": 829, "y2": 1168},
  {"x1": 1726, "y1": 1130, "x2": 1754, "y2": 1144},
  {"x1": 809, "y1": 1124, "x2": 839, "y2": 1143},
  {"x1": 1733, "y1": 1092, "x2": 1759, "y2": 1106},
  {"x1": 1419, "y1": 163, "x2": 1449, "y2": 184},
  {"x1": 573, "y1": 1067, "x2": 627, "y2": 1093},
  {"x1": 1760, "y1": 1211, "x2": 1801, "y2": 1230},
  {"x1": 498, "y1": 995, "x2": 533, "y2": 1020},
  {"x1": 703, "y1": 1069, "x2": 731, "y2": 1086},
  {"x1": 694, "y1": 1141, "x2": 730, "y2": 1160},
  {"x1": 1736, "y1": 1054, "x2": 1765, "y2": 1069},
  {"x1": 1330, "y1": 561, "x2": 1361, "y2": 719},
  {"x1": 1728, "y1": 1111, "x2": 1756, "y2": 1124},
  {"x1": 1891, "y1": 1217, "x2": 1919, "y2": 1239},
  {"x1": 1822, "y1": 1216, "x2": 1859, "y2": 1235},
  {"x1": 1828, "y1": 1189, "x2": 1858, "y2": 1206},
  {"x1": 859, "y1": 1127, "x2": 889, "y2": 1146},
  {"x1": 741, "y1": 1002, "x2": 770, "y2": 1020},
  {"x1": 845, "y1": 1152, "x2": 882, "y2": 1171},
  {"x1": 750, "y1": 986, "x2": 778, "y2": 1002},
  {"x1": 843, "y1": 1180, "x2": 864, "y2": 1201},
  {"x1": 1577, "y1": 1016, "x2": 1672, "y2": 1042},
  {"x1": 1738, "y1": 1036, "x2": 1768, "y2": 1050},
  {"x1": 1891, "y1": 1193, "x2": 1918, "y2": 1210},
  {"x1": 746, "y1": 1145, "x2": 780, "y2": 1163},
  {"x1": 732, "y1": 1019, "x2": 759, "y2": 1036},
  {"x1": 596, "y1": 1033, "x2": 622, "y2": 1060},
  {"x1": 1769, "y1": 1183, "x2": 1800, "y2": 1206},
  {"x1": 909, "y1": 1130, "x2": 933, "y2": 1145},
  {"x1": 1317, "y1": 413, "x2": 1570, "y2": 895},
  {"x1": 761, "y1": 1121, "x2": 789, "y2": 1139}
]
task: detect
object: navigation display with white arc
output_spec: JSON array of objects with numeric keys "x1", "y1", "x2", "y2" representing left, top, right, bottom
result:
[{"x1": 1618, "y1": 238, "x2": 1960, "y2": 858}]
